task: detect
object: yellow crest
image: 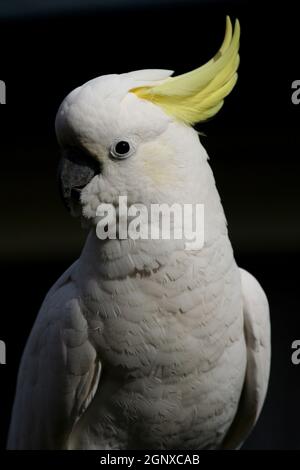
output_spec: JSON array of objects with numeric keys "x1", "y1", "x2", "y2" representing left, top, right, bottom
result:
[{"x1": 130, "y1": 17, "x2": 240, "y2": 125}]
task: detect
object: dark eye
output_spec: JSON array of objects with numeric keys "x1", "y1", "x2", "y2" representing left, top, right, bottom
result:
[{"x1": 110, "y1": 140, "x2": 134, "y2": 159}]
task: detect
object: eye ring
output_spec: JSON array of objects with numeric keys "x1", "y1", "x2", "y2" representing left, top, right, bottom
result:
[{"x1": 110, "y1": 139, "x2": 134, "y2": 160}]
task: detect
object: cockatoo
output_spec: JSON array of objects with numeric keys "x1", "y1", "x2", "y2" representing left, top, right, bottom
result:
[{"x1": 8, "y1": 17, "x2": 270, "y2": 450}]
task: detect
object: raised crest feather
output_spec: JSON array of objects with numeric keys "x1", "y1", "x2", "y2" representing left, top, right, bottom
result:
[{"x1": 130, "y1": 17, "x2": 240, "y2": 125}]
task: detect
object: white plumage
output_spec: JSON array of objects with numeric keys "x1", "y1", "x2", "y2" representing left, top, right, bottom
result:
[{"x1": 8, "y1": 66, "x2": 270, "y2": 450}]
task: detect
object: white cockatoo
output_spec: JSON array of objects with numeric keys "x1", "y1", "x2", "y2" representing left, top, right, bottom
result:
[{"x1": 8, "y1": 17, "x2": 270, "y2": 450}]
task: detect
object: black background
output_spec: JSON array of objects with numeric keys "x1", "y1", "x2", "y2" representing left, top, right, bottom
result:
[{"x1": 0, "y1": 0, "x2": 299, "y2": 450}]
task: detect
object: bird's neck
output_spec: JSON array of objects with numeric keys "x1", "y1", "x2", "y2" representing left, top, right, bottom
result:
[{"x1": 78, "y1": 227, "x2": 185, "y2": 280}]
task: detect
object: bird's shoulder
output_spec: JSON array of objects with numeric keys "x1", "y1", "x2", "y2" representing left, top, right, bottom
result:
[{"x1": 8, "y1": 260, "x2": 101, "y2": 449}]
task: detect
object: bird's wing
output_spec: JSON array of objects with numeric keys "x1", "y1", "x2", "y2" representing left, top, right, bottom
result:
[
  {"x1": 7, "y1": 263, "x2": 101, "y2": 449},
  {"x1": 221, "y1": 268, "x2": 271, "y2": 449}
]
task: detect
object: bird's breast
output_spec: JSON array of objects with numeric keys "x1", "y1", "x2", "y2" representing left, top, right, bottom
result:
[
  {"x1": 73, "y1": 235, "x2": 246, "y2": 449},
  {"x1": 77, "y1": 234, "x2": 244, "y2": 378}
]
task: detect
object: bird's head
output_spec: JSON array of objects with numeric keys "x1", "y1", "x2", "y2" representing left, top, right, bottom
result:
[{"x1": 56, "y1": 17, "x2": 240, "y2": 223}]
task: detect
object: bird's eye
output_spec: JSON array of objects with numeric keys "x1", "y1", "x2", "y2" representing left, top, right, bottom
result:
[{"x1": 110, "y1": 140, "x2": 134, "y2": 160}]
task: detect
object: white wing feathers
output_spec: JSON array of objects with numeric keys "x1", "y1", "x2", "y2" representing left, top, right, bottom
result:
[
  {"x1": 222, "y1": 268, "x2": 271, "y2": 449},
  {"x1": 7, "y1": 265, "x2": 101, "y2": 449}
]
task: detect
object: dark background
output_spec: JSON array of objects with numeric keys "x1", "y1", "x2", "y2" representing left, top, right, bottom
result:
[{"x1": 0, "y1": 0, "x2": 299, "y2": 450}]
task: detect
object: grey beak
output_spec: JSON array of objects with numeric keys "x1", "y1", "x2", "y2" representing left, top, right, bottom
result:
[{"x1": 57, "y1": 147, "x2": 101, "y2": 214}]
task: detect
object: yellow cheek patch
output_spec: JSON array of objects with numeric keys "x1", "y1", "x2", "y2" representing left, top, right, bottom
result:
[
  {"x1": 130, "y1": 16, "x2": 240, "y2": 126},
  {"x1": 138, "y1": 142, "x2": 178, "y2": 185}
]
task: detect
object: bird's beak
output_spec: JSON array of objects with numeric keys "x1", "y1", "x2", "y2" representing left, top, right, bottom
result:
[{"x1": 57, "y1": 147, "x2": 101, "y2": 215}]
